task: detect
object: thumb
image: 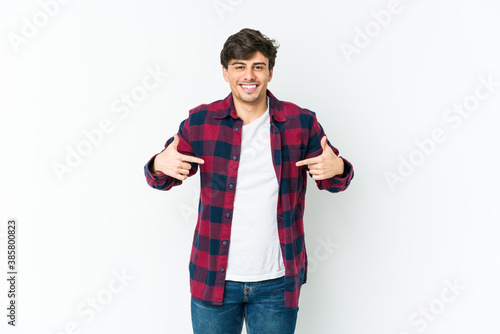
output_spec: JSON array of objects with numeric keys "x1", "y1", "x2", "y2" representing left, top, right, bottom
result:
[
  {"x1": 169, "y1": 133, "x2": 180, "y2": 151},
  {"x1": 321, "y1": 135, "x2": 328, "y2": 153}
]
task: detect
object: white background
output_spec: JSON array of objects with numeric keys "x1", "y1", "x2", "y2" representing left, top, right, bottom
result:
[{"x1": 1, "y1": 0, "x2": 500, "y2": 333}]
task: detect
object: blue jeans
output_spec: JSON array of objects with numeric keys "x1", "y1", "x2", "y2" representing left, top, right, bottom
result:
[{"x1": 191, "y1": 276, "x2": 299, "y2": 334}]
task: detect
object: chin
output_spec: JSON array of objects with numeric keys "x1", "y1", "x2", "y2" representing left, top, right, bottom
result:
[
  {"x1": 239, "y1": 91, "x2": 264, "y2": 104},
  {"x1": 242, "y1": 97, "x2": 261, "y2": 104}
]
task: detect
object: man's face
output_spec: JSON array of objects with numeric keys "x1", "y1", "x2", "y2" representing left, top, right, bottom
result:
[{"x1": 222, "y1": 51, "x2": 273, "y2": 107}]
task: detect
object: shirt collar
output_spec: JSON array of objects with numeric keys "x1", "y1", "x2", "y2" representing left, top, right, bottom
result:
[{"x1": 214, "y1": 89, "x2": 286, "y2": 123}]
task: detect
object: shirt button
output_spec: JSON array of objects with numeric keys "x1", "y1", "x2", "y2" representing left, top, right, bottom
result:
[
  {"x1": 223, "y1": 241, "x2": 228, "y2": 246},
  {"x1": 229, "y1": 184, "x2": 234, "y2": 189},
  {"x1": 235, "y1": 127, "x2": 239, "y2": 131},
  {"x1": 232, "y1": 156, "x2": 237, "y2": 161},
  {"x1": 220, "y1": 267, "x2": 225, "y2": 272},
  {"x1": 226, "y1": 213, "x2": 231, "y2": 218}
]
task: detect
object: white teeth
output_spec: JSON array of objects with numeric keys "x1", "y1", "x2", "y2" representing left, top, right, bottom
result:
[{"x1": 242, "y1": 85, "x2": 256, "y2": 89}]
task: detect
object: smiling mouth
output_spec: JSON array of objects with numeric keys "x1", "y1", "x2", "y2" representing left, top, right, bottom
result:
[{"x1": 239, "y1": 84, "x2": 258, "y2": 93}]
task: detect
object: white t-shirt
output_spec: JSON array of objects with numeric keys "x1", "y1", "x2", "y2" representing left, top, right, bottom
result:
[{"x1": 225, "y1": 104, "x2": 286, "y2": 282}]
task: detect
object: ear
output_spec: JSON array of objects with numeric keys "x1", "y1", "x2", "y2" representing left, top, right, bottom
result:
[
  {"x1": 222, "y1": 65, "x2": 229, "y2": 82},
  {"x1": 268, "y1": 68, "x2": 273, "y2": 82}
]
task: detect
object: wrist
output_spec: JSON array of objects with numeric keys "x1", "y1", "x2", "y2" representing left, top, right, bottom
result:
[
  {"x1": 334, "y1": 158, "x2": 345, "y2": 177},
  {"x1": 151, "y1": 156, "x2": 163, "y2": 175},
  {"x1": 335, "y1": 157, "x2": 346, "y2": 178}
]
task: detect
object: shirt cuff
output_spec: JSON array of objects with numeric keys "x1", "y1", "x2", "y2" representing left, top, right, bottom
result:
[
  {"x1": 335, "y1": 157, "x2": 350, "y2": 179},
  {"x1": 144, "y1": 153, "x2": 169, "y2": 181},
  {"x1": 328, "y1": 156, "x2": 353, "y2": 184}
]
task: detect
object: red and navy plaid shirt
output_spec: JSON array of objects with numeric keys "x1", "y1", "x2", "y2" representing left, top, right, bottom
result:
[{"x1": 144, "y1": 90, "x2": 354, "y2": 308}]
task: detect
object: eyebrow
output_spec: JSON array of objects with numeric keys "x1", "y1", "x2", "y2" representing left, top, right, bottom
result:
[{"x1": 230, "y1": 61, "x2": 267, "y2": 67}]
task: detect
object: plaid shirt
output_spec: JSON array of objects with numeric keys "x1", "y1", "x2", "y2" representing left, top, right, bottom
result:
[{"x1": 144, "y1": 90, "x2": 354, "y2": 308}]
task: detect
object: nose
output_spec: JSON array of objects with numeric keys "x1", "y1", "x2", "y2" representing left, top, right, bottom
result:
[{"x1": 243, "y1": 66, "x2": 256, "y2": 81}]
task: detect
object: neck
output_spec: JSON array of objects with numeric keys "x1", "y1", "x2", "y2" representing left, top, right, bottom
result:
[{"x1": 233, "y1": 95, "x2": 268, "y2": 125}]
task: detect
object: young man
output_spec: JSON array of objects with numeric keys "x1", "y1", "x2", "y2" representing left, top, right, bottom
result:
[{"x1": 144, "y1": 28, "x2": 354, "y2": 334}]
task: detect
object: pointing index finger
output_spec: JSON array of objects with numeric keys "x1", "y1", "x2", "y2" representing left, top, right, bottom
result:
[
  {"x1": 180, "y1": 153, "x2": 204, "y2": 164},
  {"x1": 296, "y1": 156, "x2": 319, "y2": 167}
]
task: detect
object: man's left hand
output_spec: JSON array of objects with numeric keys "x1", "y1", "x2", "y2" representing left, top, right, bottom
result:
[{"x1": 295, "y1": 136, "x2": 344, "y2": 180}]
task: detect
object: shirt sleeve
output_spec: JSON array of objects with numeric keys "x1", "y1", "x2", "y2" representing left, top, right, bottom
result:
[
  {"x1": 144, "y1": 116, "x2": 199, "y2": 191},
  {"x1": 304, "y1": 111, "x2": 354, "y2": 193}
]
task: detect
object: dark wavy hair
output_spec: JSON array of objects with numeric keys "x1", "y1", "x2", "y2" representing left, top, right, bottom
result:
[{"x1": 220, "y1": 28, "x2": 279, "y2": 70}]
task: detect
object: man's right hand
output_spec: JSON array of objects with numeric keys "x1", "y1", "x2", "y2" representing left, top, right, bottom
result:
[{"x1": 152, "y1": 134, "x2": 204, "y2": 180}]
